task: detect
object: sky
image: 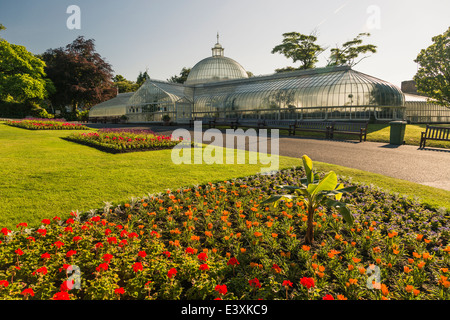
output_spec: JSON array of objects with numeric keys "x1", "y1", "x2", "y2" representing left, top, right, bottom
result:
[{"x1": 0, "y1": 0, "x2": 449, "y2": 88}]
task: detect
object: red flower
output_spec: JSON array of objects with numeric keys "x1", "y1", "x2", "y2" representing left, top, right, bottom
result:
[
  {"x1": 300, "y1": 277, "x2": 315, "y2": 289},
  {"x1": 132, "y1": 262, "x2": 143, "y2": 273},
  {"x1": 197, "y1": 252, "x2": 208, "y2": 261},
  {"x1": 128, "y1": 232, "x2": 139, "y2": 239},
  {"x1": 322, "y1": 294, "x2": 334, "y2": 300},
  {"x1": 102, "y1": 253, "x2": 113, "y2": 262},
  {"x1": 120, "y1": 230, "x2": 128, "y2": 237},
  {"x1": 138, "y1": 251, "x2": 147, "y2": 258},
  {"x1": 15, "y1": 248, "x2": 24, "y2": 256},
  {"x1": 27, "y1": 236, "x2": 35, "y2": 242},
  {"x1": 72, "y1": 236, "x2": 82, "y2": 242},
  {"x1": 33, "y1": 266, "x2": 48, "y2": 276},
  {"x1": 16, "y1": 222, "x2": 28, "y2": 229},
  {"x1": 41, "y1": 219, "x2": 51, "y2": 225},
  {"x1": 162, "y1": 251, "x2": 171, "y2": 258},
  {"x1": 215, "y1": 284, "x2": 227, "y2": 295},
  {"x1": 227, "y1": 257, "x2": 239, "y2": 266},
  {"x1": 66, "y1": 218, "x2": 75, "y2": 224},
  {"x1": 66, "y1": 250, "x2": 77, "y2": 258},
  {"x1": 107, "y1": 237, "x2": 117, "y2": 244},
  {"x1": 1, "y1": 228, "x2": 11, "y2": 236},
  {"x1": 282, "y1": 280, "x2": 293, "y2": 288},
  {"x1": 167, "y1": 268, "x2": 177, "y2": 279},
  {"x1": 249, "y1": 278, "x2": 261, "y2": 289},
  {"x1": 53, "y1": 241, "x2": 64, "y2": 248},
  {"x1": 90, "y1": 216, "x2": 101, "y2": 222},
  {"x1": 96, "y1": 263, "x2": 109, "y2": 272},
  {"x1": 199, "y1": 263, "x2": 209, "y2": 271},
  {"x1": 41, "y1": 252, "x2": 51, "y2": 260},
  {"x1": 95, "y1": 242, "x2": 103, "y2": 249},
  {"x1": 185, "y1": 247, "x2": 194, "y2": 254},
  {"x1": 105, "y1": 228, "x2": 112, "y2": 235},
  {"x1": 53, "y1": 291, "x2": 70, "y2": 300},
  {"x1": 0, "y1": 280, "x2": 9, "y2": 288},
  {"x1": 115, "y1": 287, "x2": 125, "y2": 295},
  {"x1": 21, "y1": 288, "x2": 34, "y2": 297},
  {"x1": 36, "y1": 228, "x2": 47, "y2": 236}
]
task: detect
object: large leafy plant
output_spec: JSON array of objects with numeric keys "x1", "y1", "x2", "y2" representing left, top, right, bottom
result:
[{"x1": 262, "y1": 155, "x2": 357, "y2": 244}]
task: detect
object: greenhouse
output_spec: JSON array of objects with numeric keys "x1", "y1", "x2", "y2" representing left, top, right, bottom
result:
[{"x1": 89, "y1": 37, "x2": 449, "y2": 124}]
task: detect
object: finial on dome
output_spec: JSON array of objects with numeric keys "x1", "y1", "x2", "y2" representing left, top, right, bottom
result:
[{"x1": 211, "y1": 33, "x2": 224, "y2": 57}]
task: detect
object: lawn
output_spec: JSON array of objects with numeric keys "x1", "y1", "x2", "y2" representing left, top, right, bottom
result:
[{"x1": 0, "y1": 123, "x2": 298, "y2": 228}]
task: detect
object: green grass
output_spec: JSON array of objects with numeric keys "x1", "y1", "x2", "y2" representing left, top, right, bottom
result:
[
  {"x1": 1, "y1": 122, "x2": 449, "y2": 230},
  {"x1": 0, "y1": 124, "x2": 298, "y2": 228}
]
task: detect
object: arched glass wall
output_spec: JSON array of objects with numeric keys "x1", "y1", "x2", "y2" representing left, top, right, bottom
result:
[{"x1": 191, "y1": 66, "x2": 405, "y2": 121}]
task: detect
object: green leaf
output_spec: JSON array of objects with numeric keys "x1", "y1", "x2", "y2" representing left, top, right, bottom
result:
[
  {"x1": 302, "y1": 155, "x2": 314, "y2": 185},
  {"x1": 312, "y1": 171, "x2": 337, "y2": 197},
  {"x1": 325, "y1": 199, "x2": 354, "y2": 226}
]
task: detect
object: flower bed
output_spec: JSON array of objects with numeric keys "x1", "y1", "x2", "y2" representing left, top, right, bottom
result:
[
  {"x1": 63, "y1": 128, "x2": 188, "y2": 153},
  {"x1": 6, "y1": 119, "x2": 89, "y2": 130},
  {"x1": 0, "y1": 167, "x2": 449, "y2": 300}
]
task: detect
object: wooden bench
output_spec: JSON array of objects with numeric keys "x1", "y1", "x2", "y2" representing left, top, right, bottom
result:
[
  {"x1": 258, "y1": 119, "x2": 298, "y2": 136},
  {"x1": 189, "y1": 117, "x2": 214, "y2": 127},
  {"x1": 328, "y1": 121, "x2": 368, "y2": 142},
  {"x1": 235, "y1": 119, "x2": 266, "y2": 130},
  {"x1": 293, "y1": 121, "x2": 333, "y2": 138},
  {"x1": 420, "y1": 125, "x2": 450, "y2": 149},
  {"x1": 208, "y1": 117, "x2": 239, "y2": 129}
]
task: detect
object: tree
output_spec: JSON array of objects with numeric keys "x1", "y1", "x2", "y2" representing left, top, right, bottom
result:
[
  {"x1": 327, "y1": 33, "x2": 377, "y2": 67},
  {"x1": 136, "y1": 70, "x2": 150, "y2": 86},
  {"x1": 112, "y1": 74, "x2": 139, "y2": 93},
  {"x1": 414, "y1": 26, "x2": 450, "y2": 107},
  {"x1": 272, "y1": 32, "x2": 324, "y2": 70},
  {"x1": 274, "y1": 66, "x2": 298, "y2": 73},
  {"x1": 262, "y1": 155, "x2": 356, "y2": 244},
  {"x1": 168, "y1": 67, "x2": 191, "y2": 84},
  {"x1": 42, "y1": 36, "x2": 116, "y2": 113},
  {"x1": 0, "y1": 26, "x2": 54, "y2": 103}
]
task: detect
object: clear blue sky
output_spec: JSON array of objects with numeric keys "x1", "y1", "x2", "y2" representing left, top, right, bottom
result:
[{"x1": 1, "y1": 0, "x2": 449, "y2": 87}]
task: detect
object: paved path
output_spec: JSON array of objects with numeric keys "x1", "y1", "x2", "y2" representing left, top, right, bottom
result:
[{"x1": 88, "y1": 124, "x2": 450, "y2": 192}]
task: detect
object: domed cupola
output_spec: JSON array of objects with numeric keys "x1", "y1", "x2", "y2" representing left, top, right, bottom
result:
[{"x1": 185, "y1": 34, "x2": 248, "y2": 85}]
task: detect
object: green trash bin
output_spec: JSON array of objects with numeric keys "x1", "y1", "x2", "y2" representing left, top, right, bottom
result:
[{"x1": 389, "y1": 121, "x2": 407, "y2": 145}]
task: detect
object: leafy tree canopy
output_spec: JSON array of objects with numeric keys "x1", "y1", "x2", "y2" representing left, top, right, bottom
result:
[
  {"x1": 414, "y1": 26, "x2": 450, "y2": 107},
  {"x1": 327, "y1": 33, "x2": 377, "y2": 67},
  {"x1": 136, "y1": 70, "x2": 150, "y2": 86},
  {"x1": 113, "y1": 74, "x2": 139, "y2": 93},
  {"x1": 0, "y1": 24, "x2": 54, "y2": 103},
  {"x1": 42, "y1": 36, "x2": 116, "y2": 112},
  {"x1": 271, "y1": 32, "x2": 324, "y2": 70},
  {"x1": 168, "y1": 67, "x2": 191, "y2": 84}
]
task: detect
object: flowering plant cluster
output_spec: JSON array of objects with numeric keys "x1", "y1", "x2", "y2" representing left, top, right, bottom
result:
[
  {"x1": 63, "y1": 128, "x2": 189, "y2": 153},
  {"x1": 0, "y1": 167, "x2": 449, "y2": 300},
  {"x1": 6, "y1": 119, "x2": 89, "y2": 130}
]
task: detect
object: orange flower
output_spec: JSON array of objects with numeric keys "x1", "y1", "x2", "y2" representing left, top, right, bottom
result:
[
  {"x1": 328, "y1": 249, "x2": 341, "y2": 258},
  {"x1": 302, "y1": 245, "x2": 311, "y2": 252},
  {"x1": 266, "y1": 221, "x2": 273, "y2": 227},
  {"x1": 422, "y1": 252, "x2": 431, "y2": 260},
  {"x1": 349, "y1": 278, "x2": 358, "y2": 285},
  {"x1": 441, "y1": 268, "x2": 449, "y2": 273},
  {"x1": 413, "y1": 289, "x2": 420, "y2": 296},
  {"x1": 388, "y1": 231, "x2": 398, "y2": 238},
  {"x1": 240, "y1": 248, "x2": 246, "y2": 253},
  {"x1": 352, "y1": 257, "x2": 361, "y2": 263},
  {"x1": 311, "y1": 263, "x2": 318, "y2": 270},
  {"x1": 413, "y1": 252, "x2": 421, "y2": 258},
  {"x1": 254, "y1": 231, "x2": 263, "y2": 237},
  {"x1": 271, "y1": 233, "x2": 278, "y2": 238},
  {"x1": 358, "y1": 267, "x2": 366, "y2": 275},
  {"x1": 381, "y1": 284, "x2": 389, "y2": 296},
  {"x1": 405, "y1": 285, "x2": 414, "y2": 293},
  {"x1": 372, "y1": 246, "x2": 381, "y2": 253},
  {"x1": 416, "y1": 234, "x2": 423, "y2": 241},
  {"x1": 348, "y1": 264, "x2": 354, "y2": 271},
  {"x1": 403, "y1": 266, "x2": 412, "y2": 273},
  {"x1": 205, "y1": 231, "x2": 213, "y2": 237},
  {"x1": 417, "y1": 261, "x2": 426, "y2": 270},
  {"x1": 336, "y1": 294, "x2": 347, "y2": 300}
]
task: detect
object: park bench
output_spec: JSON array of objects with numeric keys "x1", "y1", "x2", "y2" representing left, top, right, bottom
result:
[
  {"x1": 257, "y1": 119, "x2": 298, "y2": 136},
  {"x1": 328, "y1": 121, "x2": 368, "y2": 142},
  {"x1": 208, "y1": 117, "x2": 239, "y2": 129},
  {"x1": 234, "y1": 119, "x2": 266, "y2": 130},
  {"x1": 189, "y1": 117, "x2": 214, "y2": 127},
  {"x1": 419, "y1": 125, "x2": 450, "y2": 149},
  {"x1": 293, "y1": 121, "x2": 333, "y2": 138}
]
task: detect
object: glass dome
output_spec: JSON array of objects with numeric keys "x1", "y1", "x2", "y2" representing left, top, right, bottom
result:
[{"x1": 185, "y1": 38, "x2": 248, "y2": 85}]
